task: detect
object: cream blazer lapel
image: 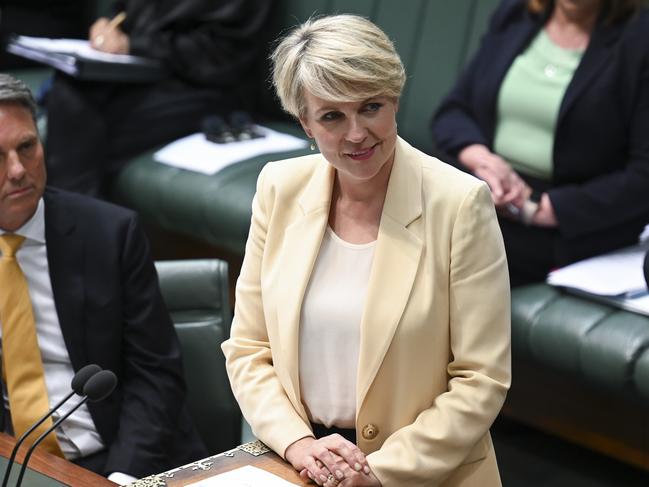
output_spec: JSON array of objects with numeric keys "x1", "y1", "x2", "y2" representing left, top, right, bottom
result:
[
  {"x1": 276, "y1": 159, "x2": 335, "y2": 408},
  {"x1": 357, "y1": 138, "x2": 423, "y2": 412}
]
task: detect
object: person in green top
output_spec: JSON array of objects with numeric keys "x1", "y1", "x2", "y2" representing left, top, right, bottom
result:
[{"x1": 432, "y1": 0, "x2": 649, "y2": 285}]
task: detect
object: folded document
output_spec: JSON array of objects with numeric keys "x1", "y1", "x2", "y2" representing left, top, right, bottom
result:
[{"x1": 547, "y1": 243, "x2": 648, "y2": 296}]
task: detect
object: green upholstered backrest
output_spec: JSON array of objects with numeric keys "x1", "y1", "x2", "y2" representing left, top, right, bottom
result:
[
  {"x1": 154, "y1": 259, "x2": 240, "y2": 455},
  {"x1": 511, "y1": 284, "x2": 649, "y2": 403}
]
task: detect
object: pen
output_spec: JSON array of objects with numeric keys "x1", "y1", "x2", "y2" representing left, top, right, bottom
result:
[
  {"x1": 625, "y1": 289, "x2": 649, "y2": 300},
  {"x1": 94, "y1": 11, "x2": 127, "y2": 48},
  {"x1": 107, "y1": 11, "x2": 127, "y2": 31}
]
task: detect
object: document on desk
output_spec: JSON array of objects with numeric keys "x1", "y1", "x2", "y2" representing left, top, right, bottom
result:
[
  {"x1": 546, "y1": 242, "x2": 649, "y2": 316},
  {"x1": 185, "y1": 465, "x2": 299, "y2": 486},
  {"x1": 546, "y1": 242, "x2": 648, "y2": 296},
  {"x1": 153, "y1": 127, "x2": 309, "y2": 175},
  {"x1": 7, "y1": 35, "x2": 164, "y2": 82}
]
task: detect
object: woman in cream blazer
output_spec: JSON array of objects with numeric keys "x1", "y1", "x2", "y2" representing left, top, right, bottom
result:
[{"x1": 222, "y1": 15, "x2": 511, "y2": 487}]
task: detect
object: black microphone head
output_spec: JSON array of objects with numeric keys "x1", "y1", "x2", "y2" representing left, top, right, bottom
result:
[
  {"x1": 71, "y1": 364, "x2": 102, "y2": 395},
  {"x1": 83, "y1": 370, "x2": 117, "y2": 402}
]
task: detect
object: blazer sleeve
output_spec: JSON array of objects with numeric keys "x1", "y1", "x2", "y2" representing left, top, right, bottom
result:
[
  {"x1": 368, "y1": 184, "x2": 512, "y2": 486},
  {"x1": 103, "y1": 214, "x2": 190, "y2": 478},
  {"x1": 222, "y1": 167, "x2": 314, "y2": 459}
]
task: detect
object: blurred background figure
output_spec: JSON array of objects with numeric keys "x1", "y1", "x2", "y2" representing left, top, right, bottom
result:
[
  {"x1": 45, "y1": 0, "x2": 272, "y2": 197},
  {"x1": 432, "y1": 0, "x2": 649, "y2": 286}
]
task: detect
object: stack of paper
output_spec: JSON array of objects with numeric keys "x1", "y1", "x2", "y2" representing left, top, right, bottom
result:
[
  {"x1": 153, "y1": 126, "x2": 308, "y2": 175},
  {"x1": 546, "y1": 243, "x2": 649, "y2": 315},
  {"x1": 186, "y1": 465, "x2": 299, "y2": 486},
  {"x1": 7, "y1": 35, "x2": 164, "y2": 81},
  {"x1": 11, "y1": 36, "x2": 157, "y2": 65},
  {"x1": 546, "y1": 243, "x2": 648, "y2": 296}
]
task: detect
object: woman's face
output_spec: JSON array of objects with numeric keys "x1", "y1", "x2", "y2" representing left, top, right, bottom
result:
[{"x1": 299, "y1": 90, "x2": 399, "y2": 185}]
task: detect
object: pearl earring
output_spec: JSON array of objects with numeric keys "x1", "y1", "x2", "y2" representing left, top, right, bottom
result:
[{"x1": 310, "y1": 140, "x2": 316, "y2": 151}]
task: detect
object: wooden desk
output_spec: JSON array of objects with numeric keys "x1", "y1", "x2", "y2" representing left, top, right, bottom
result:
[
  {"x1": 130, "y1": 441, "x2": 308, "y2": 487},
  {"x1": 0, "y1": 432, "x2": 115, "y2": 486}
]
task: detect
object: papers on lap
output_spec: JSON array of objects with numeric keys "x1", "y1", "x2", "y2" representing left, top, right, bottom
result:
[
  {"x1": 185, "y1": 465, "x2": 300, "y2": 486},
  {"x1": 153, "y1": 127, "x2": 309, "y2": 175},
  {"x1": 10, "y1": 36, "x2": 154, "y2": 64},
  {"x1": 7, "y1": 36, "x2": 164, "y2": 82},
  {"x1": 546, "y1": 241, "x2": 649, "y2": 315},
  {"x1": 546, "y1": 243, "x2": 648, "y2": 296}
]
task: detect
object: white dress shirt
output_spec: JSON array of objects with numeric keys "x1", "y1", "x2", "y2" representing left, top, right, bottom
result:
[{"x1": 0, "y1": 199, "x2": 135, "y2": 484}]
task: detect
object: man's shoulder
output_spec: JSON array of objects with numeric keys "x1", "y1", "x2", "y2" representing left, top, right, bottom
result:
[{"x1": 44, "y1": 187, "x2": 136, "y2": 223}]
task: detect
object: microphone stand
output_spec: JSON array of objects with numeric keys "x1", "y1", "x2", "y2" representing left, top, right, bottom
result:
[
  {"x1": 15, "y1": 369, "x2": 116, "y2": 487},
  {"x1": 0, "y1": 391, "x2": 75, "y2": 487},
  {"x1": 14, "y1": 397, "x2": 90, "y2": 487}
]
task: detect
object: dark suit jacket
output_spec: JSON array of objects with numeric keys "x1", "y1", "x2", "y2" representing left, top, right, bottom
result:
[
  {"x1": 115, "y1": 0, "x2": 272, "y2": 88},
  {"x1": 432, "y1": 0, "x2": 649, "y2": 265},
  {"x1": 39, "y1": 187, "x2": 206, "y2": 478}
]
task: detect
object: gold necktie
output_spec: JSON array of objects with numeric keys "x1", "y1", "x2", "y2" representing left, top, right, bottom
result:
[{"x1": 0, "y1": 234, "x2": 64, "y2": 457}]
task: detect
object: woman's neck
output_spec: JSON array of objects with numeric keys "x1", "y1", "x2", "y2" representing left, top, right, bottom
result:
[
  {"x1": 328, "y1": 158, "x2": 393, "y2": 244},
  {"x1": 546, "y1": 2, "x2": 599, "y2": 50}
]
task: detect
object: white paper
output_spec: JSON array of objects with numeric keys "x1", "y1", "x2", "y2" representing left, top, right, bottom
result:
[
  {"x1": 153, "y1": 127, "x2": 308, "y2": 175},
  {"x1": 14, "y1": 35, "x2": 155, "y2": 64},
  {"x1": 185, "y1": 465, "x2": 300, "y2": 487},
  {"x1": 547, "y1": 243, "x2": 649, "y2": 296},
  {"x1": 618, "y1": 293, "x2": 649, "y2": 315}
]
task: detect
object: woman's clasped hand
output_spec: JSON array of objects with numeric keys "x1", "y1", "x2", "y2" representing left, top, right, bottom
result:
[
  {"x1": 458, "y1": 144, "x2": 531, "y2": 210},
  {"x1": 285, "y1": 435, "x2": 381, "y2": 486}
]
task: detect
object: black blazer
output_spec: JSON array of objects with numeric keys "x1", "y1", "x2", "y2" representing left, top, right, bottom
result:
[
  {"x1": 432, "y1": 0, "x2": 649, "y2": 264},
  {"x1": 41, "y1": 188, "x2": 206, "y2": 478}
]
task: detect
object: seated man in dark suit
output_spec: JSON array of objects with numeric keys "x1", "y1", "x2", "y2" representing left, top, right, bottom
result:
[
  {"x1": 45, "y1": 0, "x2": 273, "y2": 197},
  {"x1": 0, "y1": 74, "x2": 206, "y2": 484}
]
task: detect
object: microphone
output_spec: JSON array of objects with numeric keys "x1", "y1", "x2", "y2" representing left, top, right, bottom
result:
[
  {"x1": 1, "y1": 364, "x2": 102, "y2": 487},
  {"x1": 15, "y1": 370, "x2": 117, "y2": 487}
]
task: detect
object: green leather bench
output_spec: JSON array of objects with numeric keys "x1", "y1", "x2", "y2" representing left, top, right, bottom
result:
[
  {"x1": 155, "y1": 259, "x2": 241, "y2": 455},
  {"x1": 506, "y1": 284, "x2": 649, "y2": 470}
]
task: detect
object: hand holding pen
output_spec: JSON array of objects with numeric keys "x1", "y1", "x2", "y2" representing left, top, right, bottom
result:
[{"x1": 90, "y1": 11, "x2": 129, "y2": 54}]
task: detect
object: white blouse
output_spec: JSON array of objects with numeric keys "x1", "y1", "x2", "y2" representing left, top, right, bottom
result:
[{"x1": 298, "y1": 226, "x2": 376, "y2": 428}]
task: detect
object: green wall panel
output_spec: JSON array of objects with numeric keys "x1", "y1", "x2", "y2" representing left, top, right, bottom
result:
[
  {"x1": 399, "y1": 0, "x2": 474, "y2": 153},
  {"x1": 463, "y1": 0, "x2": 500, "y2": 64},
  {"x1": 330, "y1": 0, "x2": 378, "y2": 17}
]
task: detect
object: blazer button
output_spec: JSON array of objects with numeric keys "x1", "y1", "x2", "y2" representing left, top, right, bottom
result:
[{"x1": 362, "y1": 423, "x2": 379, "y2": 440}]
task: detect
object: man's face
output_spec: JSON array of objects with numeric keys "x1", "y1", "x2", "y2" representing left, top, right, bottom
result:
[{"x1": 0, "y1": 102, "x2": 46, "y2": 231}]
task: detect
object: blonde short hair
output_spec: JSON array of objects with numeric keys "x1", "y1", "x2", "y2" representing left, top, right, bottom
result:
[{"x1": 271, "y1": 14, "x2": 406, "y2": 119}]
